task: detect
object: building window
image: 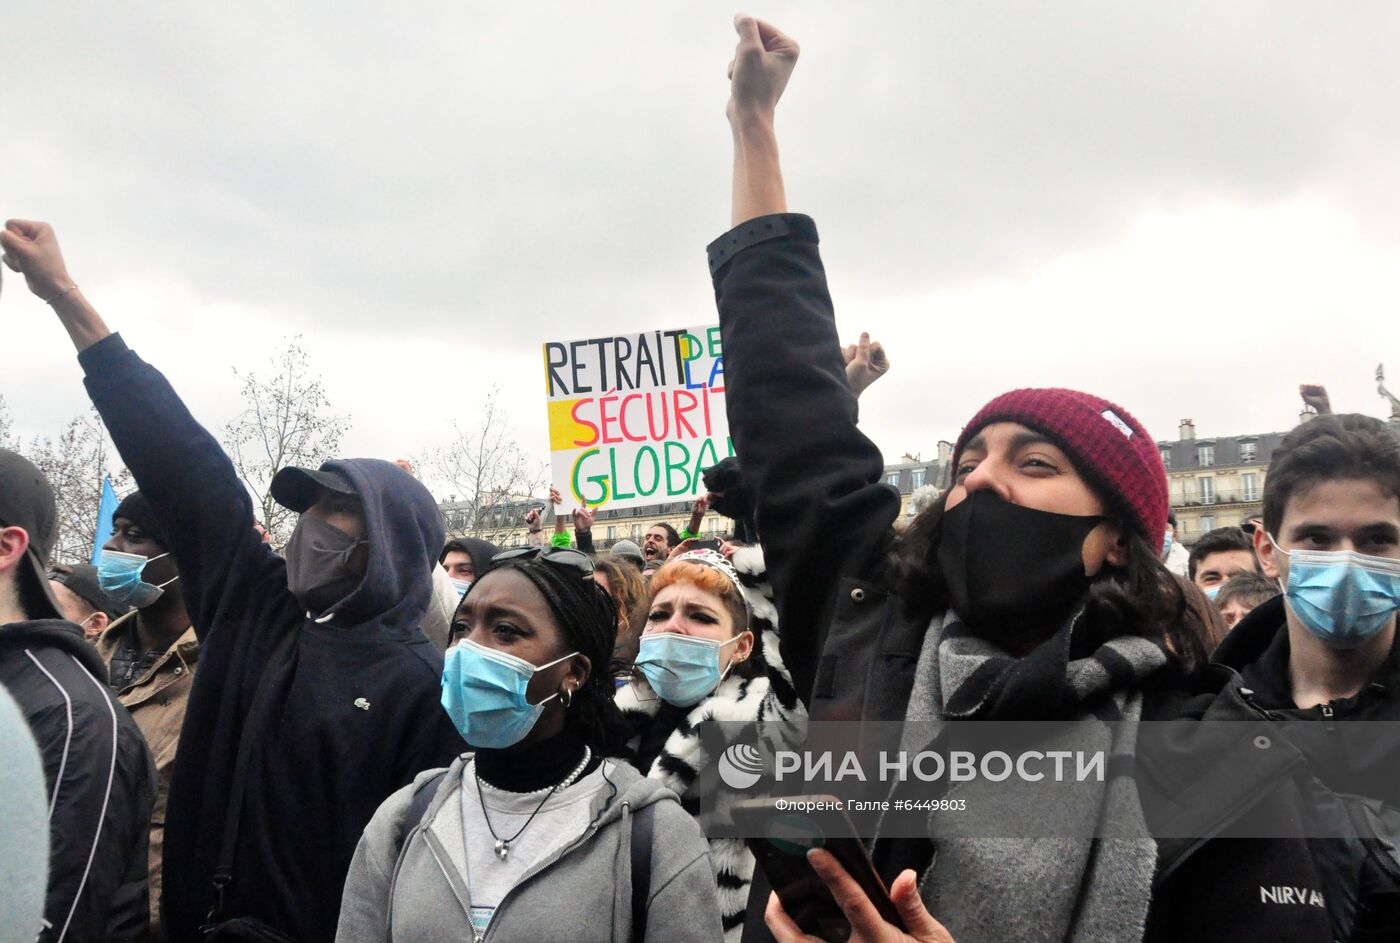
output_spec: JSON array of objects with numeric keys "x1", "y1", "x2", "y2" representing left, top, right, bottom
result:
[
  {"x1": 1240, "y1": 441, "x2": 1257, "y2": 463},
  {"x1": 911, "y1": 468, "x2": 926, "y2": 490},
  {"x1": 886, "y1": 472, "x2": 901, "y2": 489},
  {"x1": 1200, "y1": 514, "x2": 1216, "y2": 533},
  {"x1": 607, "y1": 526, "x2": 616, "y2": 540},
  {"x1": 1160, "y1": 448, "x2": 1171, "y2": 469},
  {"x1": 1242, "y1": 473, "x2": 1259, "y2": 502},
  {"x1": 1199, "y1": 477, "x2": 1215, "y2": 505},
  {"x1": 1197, "y1": 445, "x2": 1214, "y2": 467}
]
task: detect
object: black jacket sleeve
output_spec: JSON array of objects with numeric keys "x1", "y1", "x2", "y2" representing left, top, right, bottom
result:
[
  {"x1": 708, "y1": 214, "x2": 901, "y2": 704},
  {"x1": 576, "y1": 528, "x2": 596, "y2": 555},
  {"x1": 79, "y1": 334, "x2": 284, "y2": 643}
]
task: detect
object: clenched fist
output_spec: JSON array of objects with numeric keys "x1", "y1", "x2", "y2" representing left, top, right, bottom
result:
[
  {"x1": 727, "y1": 14, "x2": 800, "y2": 125},
  {"x1": 1, "y1": 219, "x2": 77, "y2": 302}
]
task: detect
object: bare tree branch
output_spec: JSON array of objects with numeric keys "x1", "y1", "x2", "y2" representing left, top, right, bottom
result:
[
  {"x1": 19, "y1": 409, "x2": 132, "y2": 564},
  {"x1": 221, "y1": 336, "x2": 351, "y2": 549},
  {"x1": 417, "y1": 387, "x2": 547, "y2": 545}
]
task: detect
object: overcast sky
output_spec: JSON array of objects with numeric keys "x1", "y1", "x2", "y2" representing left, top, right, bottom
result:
[{"x1": 5, "y1": 1, "x2": 1399, "y2": 493}]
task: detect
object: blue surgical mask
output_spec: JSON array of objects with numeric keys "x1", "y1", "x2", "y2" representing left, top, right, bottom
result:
[
  {"x1": 1270, "y1": 535, "x2": 1400, "y2": 648},
  {"x1": 1203, "y1": 585, "x2": 1222, "y2": 601},
  {"x1": 1162, "y1": 529, "x2": 1174, "y2": 558},
  {"x1": 97, "y1": 549, "x2": 175, "y2": 608},
  {"x1": 450, "y1": 579, "x2": 471, "y2": 601},
  {"x1": 440, "y1": 638, "x2": 577, "y2": 749},
  {"x1": 634, "y1": 632, "x2": 745, "y2": 707}
]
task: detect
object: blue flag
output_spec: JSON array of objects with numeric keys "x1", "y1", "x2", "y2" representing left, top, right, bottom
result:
[{"x1": 92, "y1": 476, "x2": 118, "y2": 564}]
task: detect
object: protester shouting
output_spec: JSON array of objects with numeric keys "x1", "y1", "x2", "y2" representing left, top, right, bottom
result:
[
  {"x1": 0, "y1": 448, "x2": 156, "y2": 943},
  {"x1": 1186, "y1": 525, "x2": 1260, "y2": 600},
  {"x1": 92, "y1": 490, "x2": 198, "y2": 940},
  {"x1": 3, "y1": 219, "x2": 466, "y2": 943},
  {"x1": 337, "y1": 548, "x2": 722, "y2": 943},
  {"x1": 709, "y1": 17, "x2": 1210, "y2": 941},
  {"x1": 617, "y1": 547, "x2": 805, "y2": 941}
]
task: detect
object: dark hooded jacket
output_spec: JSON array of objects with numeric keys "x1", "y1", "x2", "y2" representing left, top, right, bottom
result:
[
  {"x1": 0, "y1": 618, "x2": 156, "y2": 943},
  {"x1": 78, "y1": 334, "x2": 466, "y2": 943}
]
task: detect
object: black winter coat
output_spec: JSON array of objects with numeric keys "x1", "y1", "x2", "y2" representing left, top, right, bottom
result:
[
  {"x1": 78, "y1": 334, "x2": 466, "y2": 943},
  {"x1": 1144, "y1": 597, "x2": 1400, "y2": 942},
  {"x1": 708, "y1": 214, "x2": 914, "y2": 727},
  {"x1": 0, "y1": 619, "x2": 156, "y2": 943}
]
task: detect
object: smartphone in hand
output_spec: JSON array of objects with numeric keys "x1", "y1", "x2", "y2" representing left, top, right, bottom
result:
[{"x1": 732, "y1": 796, "x2": 904, "y2": 940}]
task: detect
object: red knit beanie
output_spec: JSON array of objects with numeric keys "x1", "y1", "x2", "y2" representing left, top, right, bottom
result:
[{"x1": 951, "y1": 388, "x2": 1168, "y2": 543}]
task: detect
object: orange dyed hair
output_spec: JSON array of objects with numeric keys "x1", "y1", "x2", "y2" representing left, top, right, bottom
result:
[{"x1": 648, "y1": 560, "x2": 749, "y2": 632}]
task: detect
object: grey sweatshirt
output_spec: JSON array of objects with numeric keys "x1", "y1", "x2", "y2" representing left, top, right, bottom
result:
[{"x1": 336, "y1": 755, "x2": 724, "y2": 943}]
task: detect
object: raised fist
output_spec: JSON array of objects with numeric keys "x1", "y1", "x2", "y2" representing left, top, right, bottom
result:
[
  {"x1": 727, "y1": 14, "x2": 800, "y2": 124},
  {"x1": 1299, "y1": 384, "x2": 1332, "y2": 415},
  {"x1": 1, "y1": 219, "x2": 77, "y2": 302}
]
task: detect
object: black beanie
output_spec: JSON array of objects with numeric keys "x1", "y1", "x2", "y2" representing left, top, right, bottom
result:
[{"x1": 112, "y1": 491, "x2": 169, "y2": 548}]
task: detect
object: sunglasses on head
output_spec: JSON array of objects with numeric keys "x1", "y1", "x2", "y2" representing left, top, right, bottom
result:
[{"x1": 492, "y1": 545, "x2": 595, "y2": 577}]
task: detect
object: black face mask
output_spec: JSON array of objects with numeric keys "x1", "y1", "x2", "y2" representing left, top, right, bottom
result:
[
  {"x1": 936, "y1": 490, "x2": 1106, "y2": 644},
  {"x1": 285, "y1": 514, "x2": 367, "y2": 614}
]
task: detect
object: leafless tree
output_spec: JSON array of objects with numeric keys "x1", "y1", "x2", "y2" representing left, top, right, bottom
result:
[
  {"x1": 222, "y1": 337, "x2": 350, "y2": 548},
  {"x1": 23, "y1": 409, "x2": 131, "y2": 564},
  {"x1": 0, "y1": 394, "x2": 15, "y2": 450},
  {"x1": 418, "y1": 387, "x2": 546, "y2": 545}
]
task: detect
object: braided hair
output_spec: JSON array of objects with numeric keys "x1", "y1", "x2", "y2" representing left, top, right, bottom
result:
[{"x1": 501, "y1": 558, "x2": 632, "y2": 757}]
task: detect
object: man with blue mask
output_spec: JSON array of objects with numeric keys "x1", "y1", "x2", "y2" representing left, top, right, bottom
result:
[
  {"x1": 88, "y1": 491, "x2": 196, "y2": 939},
  {"x1": 5, "y1": 220, "x2": 465, "y2": 943},
  {"x1": 1149, "y1": 413, "x2": 1400, "y2": 939},
  {"x1": 1238, "y1": 415, "x2": 1400, "y2": 713}
]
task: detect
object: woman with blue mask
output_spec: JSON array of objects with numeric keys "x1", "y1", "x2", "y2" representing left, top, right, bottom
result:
[
  {"x1": 616, "y1": 547, "x2": 806, "y2": 941},
  {"x1": 337, "y1": 548, "x2": 723, "y2": 943}
]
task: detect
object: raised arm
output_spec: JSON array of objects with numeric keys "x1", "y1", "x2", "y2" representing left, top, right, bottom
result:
[
  {"x1": 3, "y1": 220, "x2": 279, "y2": 638},
  {"x1": 710, "y1": 21, "x2": 901, "y2": 705},
  {"x1": 727, "y1": 15, "x2": 797, "y2": 227}
]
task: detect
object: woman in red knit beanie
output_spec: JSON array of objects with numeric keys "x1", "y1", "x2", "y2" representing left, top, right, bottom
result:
[{"x1": 708, "y1": 16, "x2": 1209, "y2": 941}]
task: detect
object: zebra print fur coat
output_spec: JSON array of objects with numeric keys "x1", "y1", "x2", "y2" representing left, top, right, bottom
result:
[{"x1": 616, "y1": 546, "x2": 806, "y2": 942}]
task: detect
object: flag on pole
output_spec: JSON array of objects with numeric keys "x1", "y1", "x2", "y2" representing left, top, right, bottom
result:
[{"x1": 92, "y1": 476, "x2": 118, "y2": 564}]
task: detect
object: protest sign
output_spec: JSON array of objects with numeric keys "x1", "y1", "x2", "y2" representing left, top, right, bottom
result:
[{"x1": 543, "y1": 326, "x2": 731, "y2": 511}]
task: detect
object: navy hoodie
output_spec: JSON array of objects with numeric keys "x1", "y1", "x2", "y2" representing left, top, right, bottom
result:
[{"x1": 79, "y1": 334, "x2": 466, "y2": 943}]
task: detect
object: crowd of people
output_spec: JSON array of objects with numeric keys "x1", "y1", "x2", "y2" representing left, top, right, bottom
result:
[{"x1": 2, "y1": 13, "x2": 1400, "y2": 943}]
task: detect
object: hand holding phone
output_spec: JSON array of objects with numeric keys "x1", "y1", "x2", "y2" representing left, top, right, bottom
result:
[
  {"x1": 734, "y1": 796, "x2": 953, "y2": 943},
  {"x1": 764, "y1": 851, "x2": 954, "y2": 943}
]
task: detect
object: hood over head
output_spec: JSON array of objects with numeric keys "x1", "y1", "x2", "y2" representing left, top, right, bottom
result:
[{"x1": 312, "y1": 458, "x2": 446, "y2": 633}]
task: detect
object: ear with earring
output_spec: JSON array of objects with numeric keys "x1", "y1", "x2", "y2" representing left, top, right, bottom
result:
[{"x1": 559, "y1": 684, "x2": 574, "y2": 708}]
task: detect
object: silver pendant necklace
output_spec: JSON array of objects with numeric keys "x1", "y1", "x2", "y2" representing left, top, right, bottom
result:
[{"x1": 476, "y1": 746, "x2": 592, "y2": 861}]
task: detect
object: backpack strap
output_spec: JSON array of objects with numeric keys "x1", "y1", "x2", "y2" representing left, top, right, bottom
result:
[{"x1": 631, "y1": 802, "x2": 655, "y2": 941}]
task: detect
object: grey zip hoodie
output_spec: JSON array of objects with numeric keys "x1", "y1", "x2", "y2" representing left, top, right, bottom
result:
[{"x1": 336, "y1": 755, "x2": 724, "y2": 943}]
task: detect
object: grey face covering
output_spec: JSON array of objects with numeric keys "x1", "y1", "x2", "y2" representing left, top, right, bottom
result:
[{"x1": 284, "y1": 514, "x2": 367, "y2": 614}]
